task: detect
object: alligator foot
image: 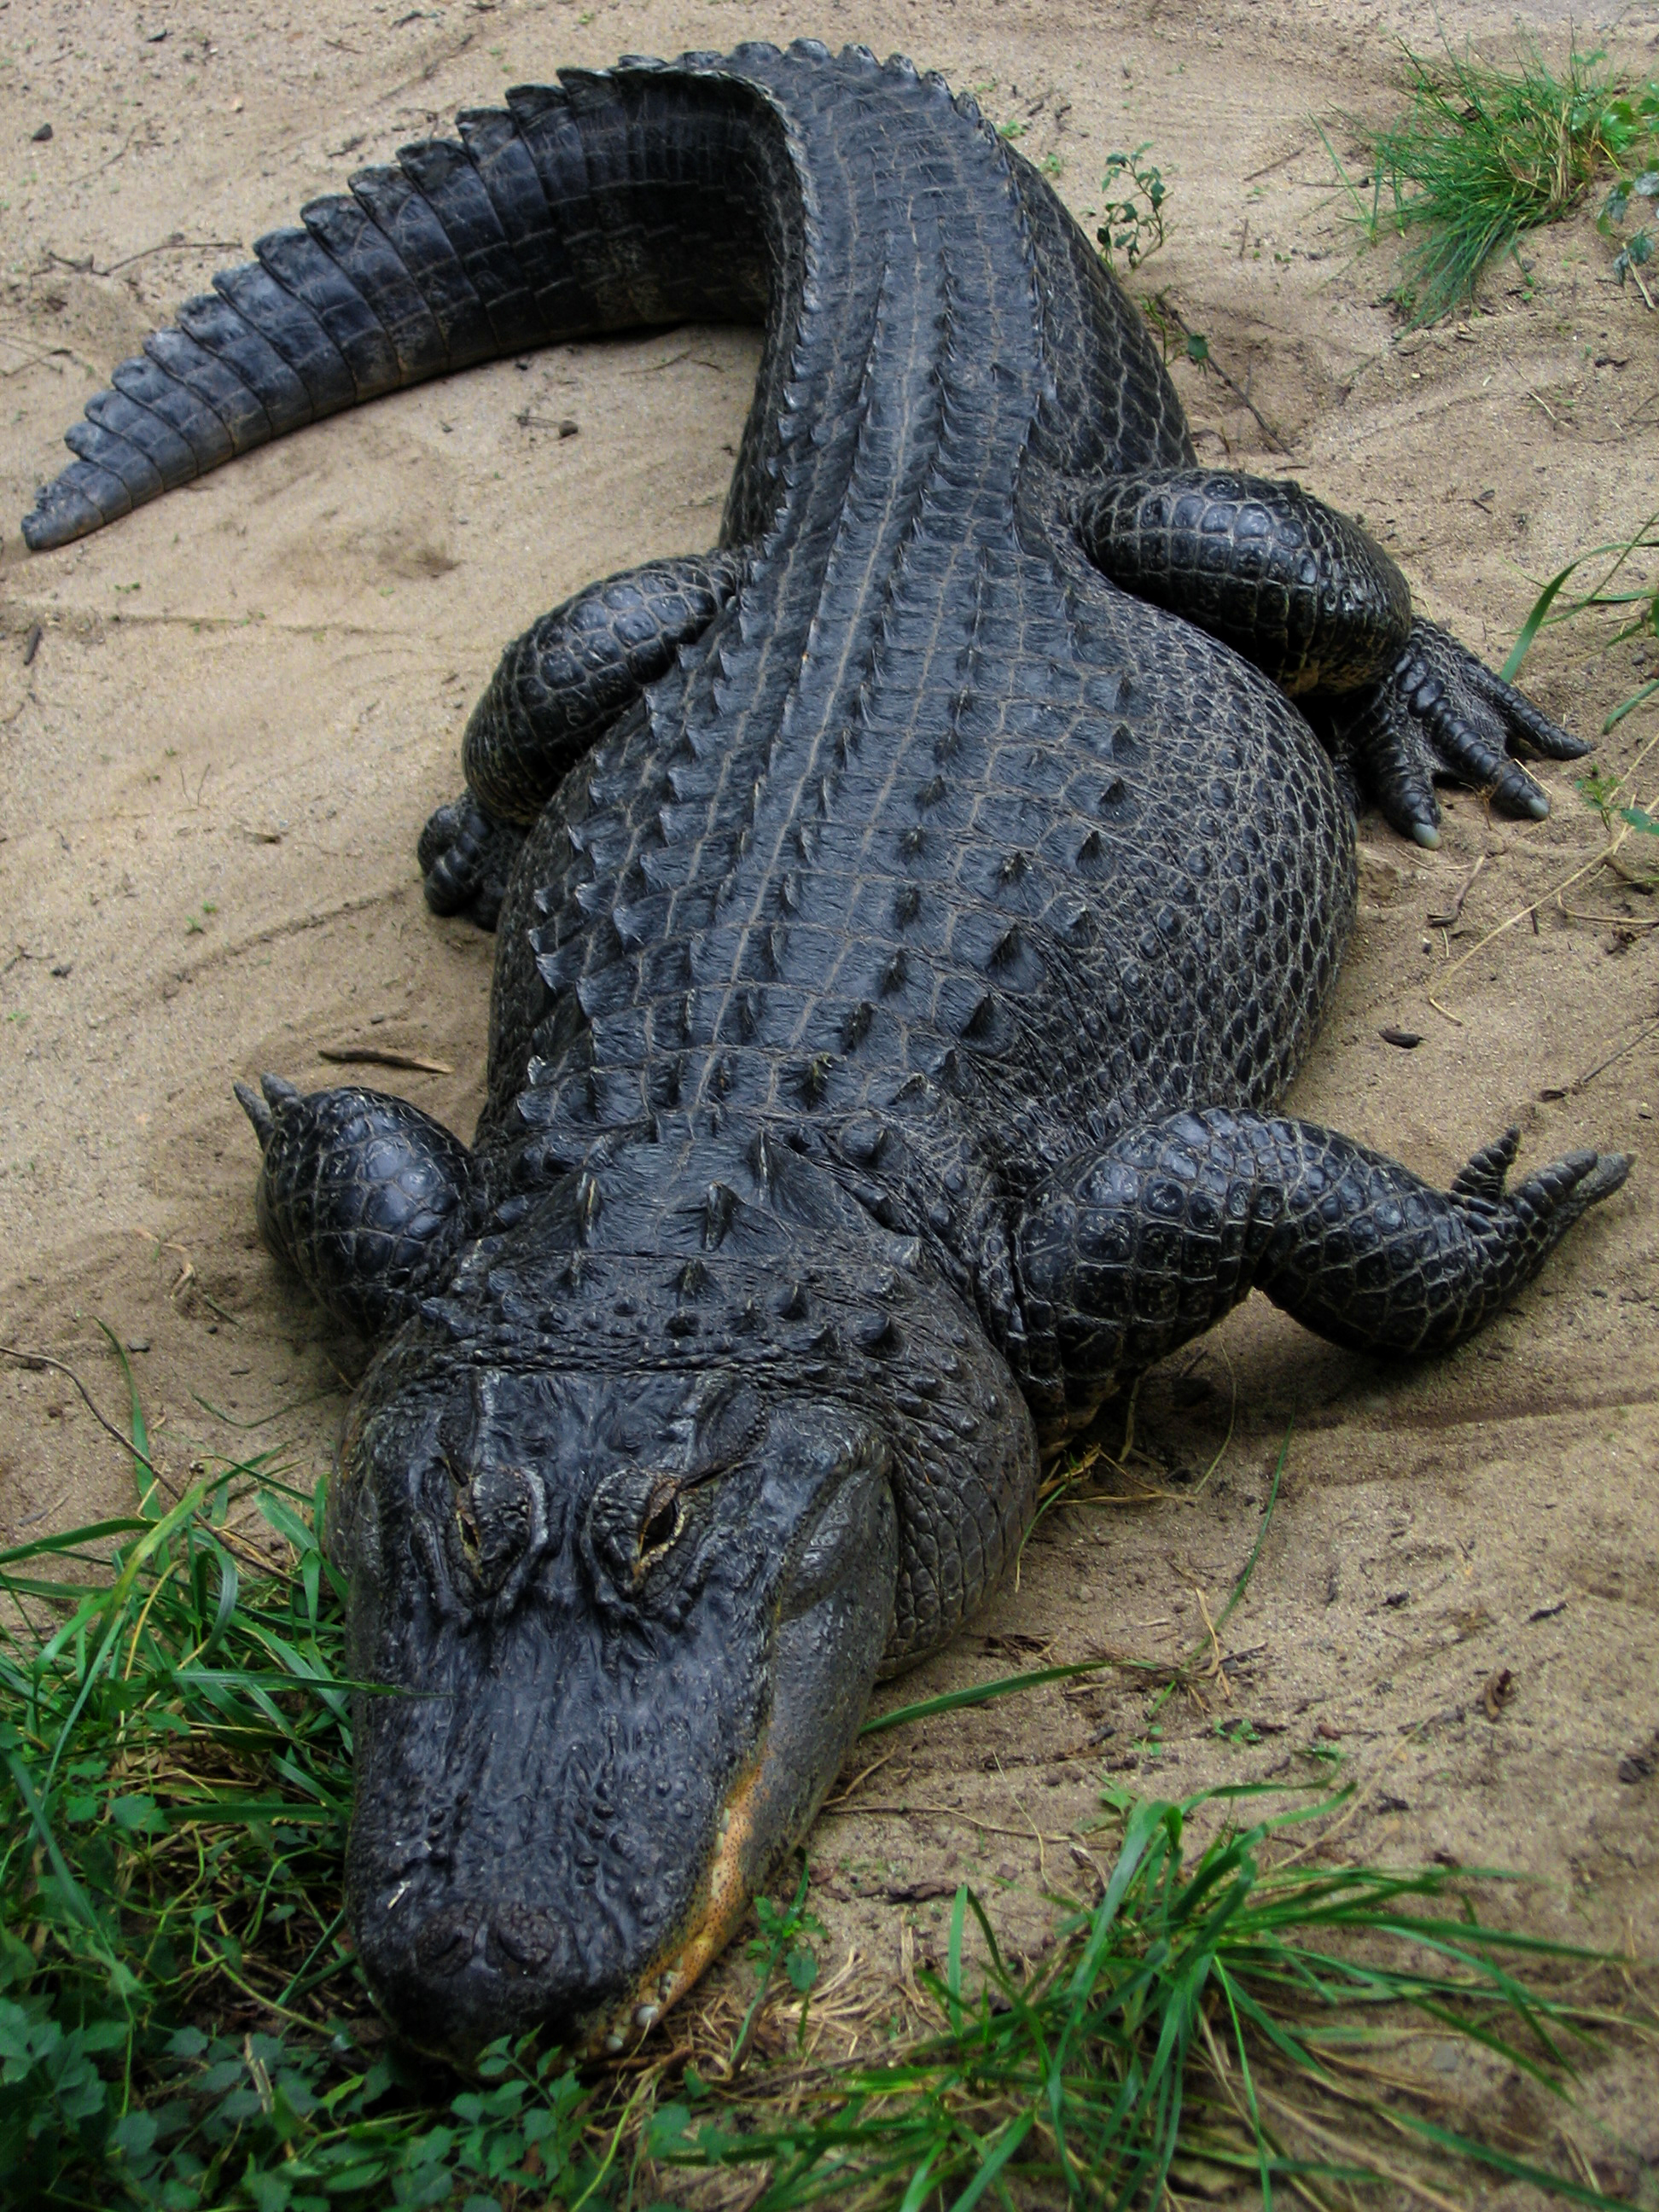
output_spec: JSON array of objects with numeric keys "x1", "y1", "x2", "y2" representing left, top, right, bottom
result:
[
  {"x1": 1311, "y1": 618, "x2": 1591, "y2": 847},
  {"x1": 417, "y1": 794, "x2": 527, "y2": 931},
  {"x1": 1016, "y1": 1107, "x2": 1630, "y2": 1432},
  {"x1": 462, "y1": 550, "x2": 743, "y2": 824},
  {"x1": 235, "y1": 1074, "x2": 483, "y2": 1336}
]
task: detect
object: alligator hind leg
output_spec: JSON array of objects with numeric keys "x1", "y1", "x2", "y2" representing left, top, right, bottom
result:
[
  {"x1": 419, "y1": 550, "x2": 742, "y2": 926},
  {"x1": 1014, "y1": 1107, "x2": 1629, "y2": 1432},
  {"x1": 235, "y1": 1075, "x2": 483, "y2": 1336},
  {"x1": 1073, "y1": 469, "x2": 1587, "y2": 846}
]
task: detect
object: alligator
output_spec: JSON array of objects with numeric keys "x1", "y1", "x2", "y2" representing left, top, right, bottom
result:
[{"x1": 24, "y1": 40, "x2": 1628, "y2": 2058}]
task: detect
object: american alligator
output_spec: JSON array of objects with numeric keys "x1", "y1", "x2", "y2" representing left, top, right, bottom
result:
[{"x1": 25, "y1": 41, "x2": 1627, "y2": 2058}]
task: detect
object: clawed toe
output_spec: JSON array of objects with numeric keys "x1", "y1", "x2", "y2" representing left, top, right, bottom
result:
[
  {"x1": 1451, "y1": 1128, "x2": 1628, "y2": 1233},
  {"x1": 1505, "y1": 1144, "x2": 1630, "y2": 1249},
  {"x1": 1450, "y1": 1126, "x2": 1521, "y2": 1204},
  {"x1": 417, "y1": 794, "x2": 525, "y2": 931},
  {"x1": 1318, "y1": 617, "x2": 1586, "y2": 847}
]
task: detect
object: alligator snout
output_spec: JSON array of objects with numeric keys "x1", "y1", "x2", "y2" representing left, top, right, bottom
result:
[{"x1": 361, "y1": 1889, "x2": 591, "y2": 2051}]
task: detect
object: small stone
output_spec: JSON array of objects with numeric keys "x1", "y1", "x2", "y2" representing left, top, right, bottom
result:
[
  {"x1": 1355, "y1": 841, "x2": 1401, "y2": 905},
  {"x1": 125, "y1": 1336, "x2": 151, "y2": 1353},
  {"x1": 32, "y1": 122, "x2": 53, "y2": 143}
]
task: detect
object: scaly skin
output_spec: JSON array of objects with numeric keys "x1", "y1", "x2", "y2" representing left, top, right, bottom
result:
[{"x1": 25, "y1": 43, "x2": 1627, "y2": 2058}]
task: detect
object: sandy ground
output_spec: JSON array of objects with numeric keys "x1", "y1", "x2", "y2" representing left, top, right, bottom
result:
[{"x1": 3, "y1": 0, "x2": 1658, "y2": 2179}]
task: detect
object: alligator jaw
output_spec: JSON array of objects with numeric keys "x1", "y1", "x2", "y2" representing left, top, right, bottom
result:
[{"x1": 586, "y1": 1749, "x2": 771, "y2": 2054}]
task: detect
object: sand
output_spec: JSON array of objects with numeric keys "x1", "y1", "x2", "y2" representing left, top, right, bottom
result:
[{"x1": 2, "y1": 0, "x2": 1656, "y2": 2168}]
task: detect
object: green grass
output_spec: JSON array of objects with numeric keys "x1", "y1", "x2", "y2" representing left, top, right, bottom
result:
[
  {"x1": 1504, "y1": 509, "x2": 1659, "y2": 736},
  {"x1": 655, "y1": 1789, "x2": 1646, "y2": 2211},
  {"x1": 1345, "y1": 42, "x2": 1659, "y2": 323},
  {"x1": 2, "y1": 1346, "x2": 1651, "y2": 2209}
]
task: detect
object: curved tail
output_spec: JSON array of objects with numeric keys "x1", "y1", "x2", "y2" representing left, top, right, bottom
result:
[{"x1": 22, "y1": 58, "x2": 787, "y2": 551}]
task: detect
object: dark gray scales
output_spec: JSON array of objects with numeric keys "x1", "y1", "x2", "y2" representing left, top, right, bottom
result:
[{"x1": 26, "y1": 41, "x2": 1627, "y2": 2058}]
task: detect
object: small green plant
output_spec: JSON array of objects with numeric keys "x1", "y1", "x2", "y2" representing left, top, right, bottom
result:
[
  {"x1": 1598, "y1": 165, "x2": 1658, "y2": 300},
  {"x1": 1353, "y1": 41, "x2": 1659, "y2": 323},
  {"x1": 734, "y1": 1869, "x2": 828, "y2": 2064},
  {"x1": 1575, "y1": 765, "x2": 1627, "y2": 825},
  {"x1": 1096, "y1": 143, "x2": 1167, "y2": 271}
]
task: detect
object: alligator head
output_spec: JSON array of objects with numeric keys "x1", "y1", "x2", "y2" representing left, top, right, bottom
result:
[{"x1": 329, "y1": 1322, "x2": 898, "y2": 2056}]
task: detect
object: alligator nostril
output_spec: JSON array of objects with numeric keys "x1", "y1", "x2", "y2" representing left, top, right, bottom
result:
[
  {"x1": 487, "y1": 1903, "x2": 562, "y2": 1975},
  {"x1": 414, "y1": 1904, "x2": 478, "y2": 1975}
]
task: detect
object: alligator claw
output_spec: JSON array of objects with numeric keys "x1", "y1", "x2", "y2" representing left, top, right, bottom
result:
[
  {"x1": 417, "y1": 794, "x2": 526, "y2": 932},
  {"x1": 1316, "y1": 617, "x2": 1590, "y2": 847}
]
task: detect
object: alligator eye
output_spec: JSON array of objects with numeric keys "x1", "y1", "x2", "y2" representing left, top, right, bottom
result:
[{"x1": 634, "y1": 1481, "x2": 684, "y2": 1575}]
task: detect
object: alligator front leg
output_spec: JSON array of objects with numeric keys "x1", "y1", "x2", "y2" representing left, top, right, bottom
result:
[
  {"x1": 420, "y1": 550, "x2": 742, "y2": 927},
  {"x1": 1015, "y1": 1107, "x2": 1628, "y2": 1431},
  {"x1": 235, "y1": 1075, "x2": 483, "y2": 1336},
  {"x1": 1074, "y1": 469, "x2": 1589, "y2": 846}
]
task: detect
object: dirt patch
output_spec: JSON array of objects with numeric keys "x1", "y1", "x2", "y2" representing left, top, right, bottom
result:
[{"x1": 2, "y1": 0, "x2": 1656, "y2": 2145}]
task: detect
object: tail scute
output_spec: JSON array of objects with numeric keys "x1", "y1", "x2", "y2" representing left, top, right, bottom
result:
[
  {"x1": 254, "y1": 227, "x2": 403, "y2": 401},
  {"x1": 143, "y1": 327, "x2": 273, "y2": 453},
  {"x1": 348, "y1": 166, "x2": 496, "y2": 370},
  {"x1": 300, "y1": 195, "x2": 450, "y2": 381},
  {"x1": 66, "y1": 416, "x2": 163, "y2": 504},
  {"x1": 213, "y1": 260, "x2": 358, "y2": 417},
  {"x1": 87, "y1": 385, "x2": 200, "y2": 487},
  {"x1": 113, "y1": 352, "x2": 234, "y2": 471},
  {"x1": 396, "y1": 138, "x2": 544, "y2": 355},
  {"x1": 457, "y1": 105, "x2": 603, "y2": 338},
  {"x1": 177, "y1": 291, "x2": 313, "y2": 435}
]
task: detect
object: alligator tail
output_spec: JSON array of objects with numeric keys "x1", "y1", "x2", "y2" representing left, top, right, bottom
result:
[{"x1": 21, "y1": 60, "x2": 786, "y2": 551}]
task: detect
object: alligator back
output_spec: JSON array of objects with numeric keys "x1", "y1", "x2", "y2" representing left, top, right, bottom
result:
[{"x1": 455, "y1": 47, "x2": 1356, "y2": 1224}]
